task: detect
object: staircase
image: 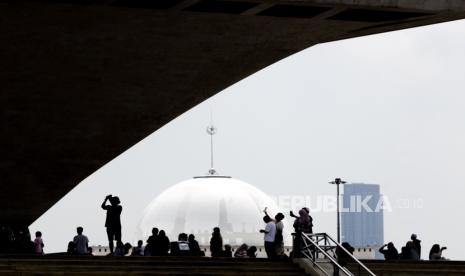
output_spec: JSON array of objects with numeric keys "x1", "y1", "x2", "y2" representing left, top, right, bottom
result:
[
  {"x1": 345, "y1": 260, "x2": 465, "y2": 276},
  {"x1": 0, "y1": 255, "x2": 308, "y2": 275}
]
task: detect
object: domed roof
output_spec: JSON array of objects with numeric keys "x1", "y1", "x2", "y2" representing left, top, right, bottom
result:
[{"x1": 136, "y1": 175, "x2": 292, "y2": 246}]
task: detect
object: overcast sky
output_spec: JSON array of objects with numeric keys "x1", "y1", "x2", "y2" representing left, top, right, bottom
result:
[{"x1": 31, "y1": 19, "x2": 465, "y2": 260}]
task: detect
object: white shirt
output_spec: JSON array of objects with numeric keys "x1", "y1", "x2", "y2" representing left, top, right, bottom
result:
[
  {"x1": 264, "y1": 222, "x2": 276, "y2": 242},
  {"x1": 73, "y1": 234, "x2": 89, "y2": 254}
]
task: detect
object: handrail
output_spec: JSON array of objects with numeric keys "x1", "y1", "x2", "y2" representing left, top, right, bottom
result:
[
  {"x1": 300, "y1": 234, "x2": 352, "y2": 276},
  {"x1": 296, "y1": 232, "x2": 376, "y2": 276},
  {"x1": 322, "y1": 233, "x2": 376, "y2": 276}
]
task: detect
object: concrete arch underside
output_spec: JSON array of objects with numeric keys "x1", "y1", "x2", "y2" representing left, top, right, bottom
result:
[{"x1": 0, "y1": 0, "x2": 464, "y2": 231}]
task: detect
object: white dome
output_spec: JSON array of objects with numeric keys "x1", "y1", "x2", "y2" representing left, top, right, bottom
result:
[{"x1": 136, "y1": 176, "x2": 292, "y2": 246}]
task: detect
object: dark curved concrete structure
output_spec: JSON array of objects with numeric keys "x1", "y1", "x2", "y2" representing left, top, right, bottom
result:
[{"x1": 1, "y1": 0, "x2": 464, "y2": 231}]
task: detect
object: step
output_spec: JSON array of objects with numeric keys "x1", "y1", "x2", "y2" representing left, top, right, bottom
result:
[{"x1": 0, "y1": 255, "x2": 308, "y2": 276}]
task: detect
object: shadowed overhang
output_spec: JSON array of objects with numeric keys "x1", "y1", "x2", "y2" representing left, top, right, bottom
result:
[{"x1": 0, "y1": 0, "x2": 464, "y2": 226}]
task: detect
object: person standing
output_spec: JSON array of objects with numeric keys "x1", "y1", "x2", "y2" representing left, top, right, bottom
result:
[
  {"x1": 73, "y1": 227, "x2": 89, "y2": 255},
  {"x1": 188, "y1": 234, "x2": 203, "y2": 256},
  {"x1": 157, "y1": 230, "x2": 170, "y2": 256},
  {"x1": 260, "y1": 215, "x2": 276, "y2": 259},
  {"x1": 411, "y1": 234, "x2": 421, "y2": 259},
  {"x1": 146, "y1": 228, "x2": 159, "y2": 256},
  {"x1": 263, "y1": 208, "x2": 285, "y2": 257},
  {"x1": 274, "y1": 213, "x2": 285, "y2": 257},
  {"x1": 210, "y1": 227, "x2": 223, "y2": 257},
  {"x1": 101, "y1": 195, "x2": 122, "y2": 253},
  {"x1": 33, "y1": 231, "x2": 44, "y2": 255},
  {"x1": 291, "y1": 207, "x2": 313, "y2": 234}
]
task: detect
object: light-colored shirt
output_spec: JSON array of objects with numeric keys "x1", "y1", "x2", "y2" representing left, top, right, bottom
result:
[
  {"x1": 34, "y1": 237, "x2": 43, "y2": 254},
  {"x1": 73, "y1": 234, "x2": 89, "y2": 254},
  {"x1": 178, "y1": 241, "x2": 190, "y2": 251},
  {"x1": 264, "y1": 222, "x2": 276, "y2": 242}
]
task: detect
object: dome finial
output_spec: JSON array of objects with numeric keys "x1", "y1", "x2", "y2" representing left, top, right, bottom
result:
[{"x1": 206, "y1": 124, "x2": 217, "y2": 175}]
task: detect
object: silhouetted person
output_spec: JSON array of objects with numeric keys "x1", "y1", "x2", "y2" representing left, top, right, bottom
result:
[
  {"x1": 290, "y1": 207, "x2": 313, "y2": 233},
  {"x1": 0, "y1": 226, "x2": 14, "y2": 254},
  {"x1": 114, "y1": 241, "x2": 131, "y2": 256},
  {"x1": 67, "y1": 241, "x2": 76, "y2": 255},
  {"x1": 73, "y1": 227, "x2": 89, "y2": 255},
  {"x1": 114, "y1": 241, "x2": 124, "y2": 256},
  {"x1": 131, "y1": 240, "x2": 144, "y2": 256},
  {"x1": 14, "y1": 229, "x2": 34, "y2": 254},
  {"x1": 157, "y1": 230, "x2": 170, "y2": 256},
  {"x1": 234, "y1": 244, "x2": 248, "y2": 258},
  {"x1": 101, "y1": 195, "x2": 122, "y2": 253},
  {"x1": 171, "y1": 233, "x2": 190, "y2": 256},
  {"x1": 274, "y1": 213, "x2": 285, "y2": 258},
  {"x1": 333, "y1": 242, "x2": 354, "y2": 276},
  {"x1": 123, "y1": 243, "x2": 132, "y2": 256},
  {"x1": 264, "y1": 208, "x2": 286, "y2": 258},
  {"x1": 210, "y1": 227, "x2": 223, "y2": 257},
  {"x1": 260, "y1": 215, "x2": 276, "y2": 259},
  {"x1": 429, "y1": 244, "x2": 447, "y2": 260},
  {"x1": 336, "y1": 242, "x2": 355, "y2": 260},
  {"x1": 400, "y1": 241, "x2": 419, "y2": 260},
  {"x1": 411, "y1": 234, "x2": 421, "y2": 259},
  {"x1": 188, "y1": 234, "x2": 203, "y2": 256},
  {"x1": 247, "y1": 246, "x2": 257, "y2": 258},
  {"x1": 223, "y1": 244, "x2": 232, "y2": 257},
  {"x1": 334, "y1": 242, "x2": 355, "y2": 275},
  {"x1": 379, "y1": 242, "x2": 399, "y2": 260},
  {"x1": 146, "y1": 228, "x2": 159, "y2": 256},
  {"x1": 33, "y1": 231, "x2": 44, "y2": 255},
  {"x1": 292, "y1": 208, "x2": 312, "y2": 257}
]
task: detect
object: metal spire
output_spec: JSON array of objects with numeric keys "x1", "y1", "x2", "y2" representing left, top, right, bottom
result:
[{"x1": 206, "y1": 110, "x2": 217, "y2": 175}]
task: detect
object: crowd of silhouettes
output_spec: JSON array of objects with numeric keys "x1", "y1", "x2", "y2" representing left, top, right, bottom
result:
[
  {"x1": 0, "y1": 196, "x2": 451, "y2": 262},
  {"x1": 378, "y1": 234, "x2": 447, "y2": 261}
]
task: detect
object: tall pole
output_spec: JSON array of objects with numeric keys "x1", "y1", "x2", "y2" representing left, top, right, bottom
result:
[
  {"x1": 210, "y1": 131, "x2": 214, "y2": 170},
  {"x1": 329, "y1": 178, "x2": 346, "y2": 244},
  {"x1": 337, "y1": 182, "x2": 340, "y2": 243}
]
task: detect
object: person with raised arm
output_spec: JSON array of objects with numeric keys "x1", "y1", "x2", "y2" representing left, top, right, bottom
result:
[{"x1": 101, "y1": 195, "x2": 122, "y2": 254}]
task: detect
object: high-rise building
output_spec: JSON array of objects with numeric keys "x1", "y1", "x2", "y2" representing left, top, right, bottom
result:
[{"x1": 341, "y1": 183, "x2": 384, "y2": 259}]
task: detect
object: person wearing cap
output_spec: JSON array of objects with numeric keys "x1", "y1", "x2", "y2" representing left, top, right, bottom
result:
[{"x1": 101, "y1": 194, "x2": 123, "y2": 253}]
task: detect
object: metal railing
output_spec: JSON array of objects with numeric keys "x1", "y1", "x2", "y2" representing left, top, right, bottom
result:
[{"x1": 296, "y1": 232, "x2": 376, "y2": 276}]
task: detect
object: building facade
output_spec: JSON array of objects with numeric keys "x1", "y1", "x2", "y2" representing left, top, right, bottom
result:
[{"x1": 341, "y1": 183, "x2": 384, "y2": 259}]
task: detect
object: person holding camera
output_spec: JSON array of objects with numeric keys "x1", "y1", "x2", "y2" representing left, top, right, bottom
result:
[
  {"x1": 101, "y1": 195, "x2": 122, "y2": 253},
  {"x1": 429, "y1": 244, "x2": 448, "y2": 260},
  {"x1": 379, "y1": 242, "x2": 399, "y2": 260}
]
